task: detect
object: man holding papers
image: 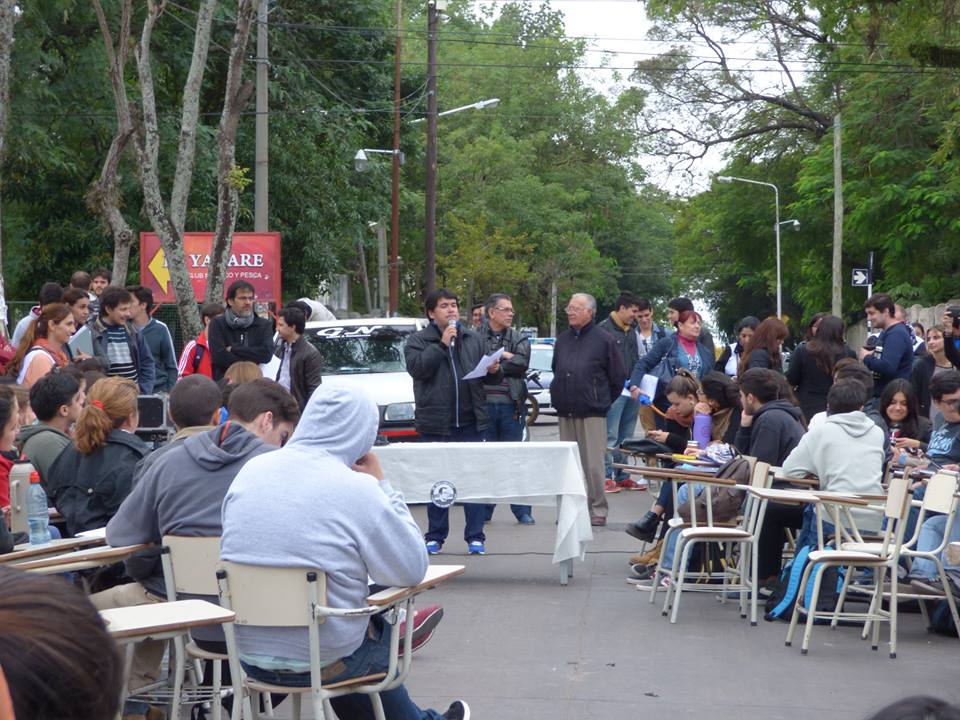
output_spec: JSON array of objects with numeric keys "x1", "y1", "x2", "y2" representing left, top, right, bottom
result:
[
  {"x1": 481, "y1": 293, "x2": 534, "y2": 525},
  {"x1": 404, "y1": 288, "x2": 504, "y2": 555}
]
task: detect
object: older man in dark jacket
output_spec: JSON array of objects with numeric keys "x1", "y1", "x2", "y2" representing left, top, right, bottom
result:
[
  {"x1": 404, "y1": 288, "x2": 503, "y2": 555},
  {"x1": 552, "y1": 293, "x2": 626, "y2": 526}
]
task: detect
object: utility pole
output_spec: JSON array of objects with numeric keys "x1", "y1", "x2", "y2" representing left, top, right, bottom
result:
[
  {"x1": 424, "y1": 0, "x2": 439, "y2": 294},
  {"x1": 253, "y1": 0, "x2": 268, "y2": 232},
  {"x1": 832, "y1": 112, "x2": 843, "y2": 316},
  {"x1": 550, "y1": 282, "x2": 557, "y2": 338},
  {"x1": 389, "y1": 0, "x2": 402, "y2": 315}
]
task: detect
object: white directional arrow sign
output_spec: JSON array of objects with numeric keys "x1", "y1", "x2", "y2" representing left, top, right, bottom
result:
[{"x1": 851, "y1": 269, "x2": 870, "y2": 287}]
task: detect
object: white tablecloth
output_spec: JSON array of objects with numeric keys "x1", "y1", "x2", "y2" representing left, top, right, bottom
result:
[{"x1": 375, "y1": 441, "x2": 593, "y2": 564}]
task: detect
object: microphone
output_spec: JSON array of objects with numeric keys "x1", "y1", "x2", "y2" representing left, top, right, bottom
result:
[{"x1": 448, "y1": 318, "x2": 459, "y2": 348}]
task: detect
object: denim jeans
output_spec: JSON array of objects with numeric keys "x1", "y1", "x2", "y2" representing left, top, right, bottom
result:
[
  {"x1": 421, "y1": 425, "x2": 486, "y2": 545},
  {"x1": 240, "y1": 616, "x2": 445, "y2": 720},
  {"x1": 484, "y1": 402, "x2": 531, "y2": 521},
  {"x1": 910, "y1": 514, "x2": 960, "y2": 579},
  {"x1": 605, "y1": 394, "x2": 640, "y2": 481},
  {"x1": 660, "y1": 484, "x2": 701, "y2": 570}
]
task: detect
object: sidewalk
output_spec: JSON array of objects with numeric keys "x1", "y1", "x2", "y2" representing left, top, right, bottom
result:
[{"x1": 271, "y1": 485, "x2": 959, "y2": 718}]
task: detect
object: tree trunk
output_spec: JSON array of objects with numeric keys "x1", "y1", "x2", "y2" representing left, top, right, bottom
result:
[
  {"x1": 206, "y1": 0, "x2": 256, "y2": 305},
  {"x1": 169, "y1": 0, "x2": 217, "y2": 238},
  {"x1": 0, "y1": 0, "x2": 17, "y2": 338},
  {"x1": 132, "y1": 0, "x2": 203, "y2": 339},
  {"x1": 90, "y1": 0, "x2": 136, "y2": 285},
  {"x1": 831, "y1": 112, "x2": 843, "y2": 316}
]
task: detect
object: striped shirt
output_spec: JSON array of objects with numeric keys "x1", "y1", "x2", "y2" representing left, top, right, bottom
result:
[{"x1": 105, "y1": 325, "x2": 138, "y2": 383}]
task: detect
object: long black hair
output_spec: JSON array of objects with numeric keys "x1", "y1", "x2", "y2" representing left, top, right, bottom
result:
[{"x1": 880, "y1": 378, "x2": 923, "y2": 440}]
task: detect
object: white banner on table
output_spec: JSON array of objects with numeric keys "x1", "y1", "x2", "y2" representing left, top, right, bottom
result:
[{"x1": 375, "y1": 441, "x2": 592, "y2": 565}]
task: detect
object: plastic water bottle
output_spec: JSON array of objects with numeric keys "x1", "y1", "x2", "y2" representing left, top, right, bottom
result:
[{"x1": 27, "y1": 471, "x2": 51, "y2": 545}]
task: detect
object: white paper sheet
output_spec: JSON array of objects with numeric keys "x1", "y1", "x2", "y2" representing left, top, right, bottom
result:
[{"x1": 462, "y1": 346, "x2": 505, "y2": 380}]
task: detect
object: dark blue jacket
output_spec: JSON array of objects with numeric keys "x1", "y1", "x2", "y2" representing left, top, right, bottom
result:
[
  {"x1": 629, "y1": 334, "x2": 714, "y2": 389},
  {"x1": 863, "y1": 322, "x2": 914, "y2": 396},
  {"x1": 551, "y1": 321, "x2": 625, "y2": 418}
]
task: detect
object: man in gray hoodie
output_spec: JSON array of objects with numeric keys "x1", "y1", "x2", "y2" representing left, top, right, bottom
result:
[
  {"x1": 220, "y1": 385, "x2": 470, "y2": 720},
  {"x1": 89, "y1": 378, "x2": 300, "y2": 705}
]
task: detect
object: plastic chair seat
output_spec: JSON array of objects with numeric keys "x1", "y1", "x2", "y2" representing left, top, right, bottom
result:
[
  {"x1": 839, "y1": 542, "x2": 884, "y2": 554},
  {"x1": 679, "y1": 527, "x2": 752, "y2": 540},
  {"x1": 185, "y1": 640, "x2": 228, "y2": 661},
  {"x1": 808, "y1": 549, "x2": 889, "y2": 564},
  {"x1": 246, "y1": 672, "x2": 387, "y2": 694}
]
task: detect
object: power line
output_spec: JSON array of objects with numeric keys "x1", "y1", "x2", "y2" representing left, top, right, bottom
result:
[{"x1": 270, "y1": 56, "x2": 960, "y2": 76}]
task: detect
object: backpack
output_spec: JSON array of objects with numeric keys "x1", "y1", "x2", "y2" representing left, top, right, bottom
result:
[
  {"x1": 764, "y1": 546, "x2": 846, "y2": 623},
  {"x1": 678, "y1": 455, "x2": 752, "y2": 525}
]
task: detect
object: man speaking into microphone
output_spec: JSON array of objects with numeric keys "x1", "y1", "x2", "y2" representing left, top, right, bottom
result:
[{"x1": 405, "y1": 288, "x2": 503, "y2": 555}]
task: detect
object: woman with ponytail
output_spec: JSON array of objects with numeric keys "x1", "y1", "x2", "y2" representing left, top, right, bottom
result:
[
  {"x1": 5, "y1": 304, "x2": 74, "y2": 387},
  {"x1": 46, "y1": 377, "x2": 150, "y2": 535}
]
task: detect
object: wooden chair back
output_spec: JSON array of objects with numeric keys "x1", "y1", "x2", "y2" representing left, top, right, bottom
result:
[
  {"x1": 217, "y1": 561, "x2": 326, "y2": 627},
  {"x1": 161, "y1": 535, "x2": 223, "y2": 599}
]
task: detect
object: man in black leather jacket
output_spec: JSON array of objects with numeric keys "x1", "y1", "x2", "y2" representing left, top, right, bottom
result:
[{"x1": 404, "y1": 288, "x2": 503, "y2": 555}]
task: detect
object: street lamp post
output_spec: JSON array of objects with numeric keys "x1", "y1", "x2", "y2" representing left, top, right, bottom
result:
[{"x1": 716, "y1": 175, "x2": 784, "y2": 318}]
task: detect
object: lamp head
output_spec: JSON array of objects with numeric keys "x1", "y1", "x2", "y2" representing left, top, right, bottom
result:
[
  {"x1": 716, "y1": 175, "x2": 732, "y2": 183},
  {"x1": 354, "y1": 149, "x2": 369, "y2": 172},
  {"x1": 792, "y1": 219, "x2": 800, "y2": 229}
]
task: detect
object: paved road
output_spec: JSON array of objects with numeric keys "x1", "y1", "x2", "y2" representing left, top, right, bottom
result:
[{"x1": 265, "y1": 413, "x2": 960, "y2": 718}]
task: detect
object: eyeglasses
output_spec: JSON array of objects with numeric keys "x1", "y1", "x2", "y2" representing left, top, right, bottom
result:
[
  {"x1": 566, "y1": 305, "x2": 588, "y2": 313},
  {"x1": 493, "y1": 307, "x2": 514, "y2": 314}
]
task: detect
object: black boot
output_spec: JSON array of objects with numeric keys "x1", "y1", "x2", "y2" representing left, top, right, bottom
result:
[{"x1": 625, "y1": 511, "x2": 660, "y2": 542}]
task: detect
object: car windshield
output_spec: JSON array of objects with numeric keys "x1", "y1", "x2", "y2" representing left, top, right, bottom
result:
[
  {"x1": 305, "y1": 325, "x2": 413, "y2": 374},
  {"x1": 530, "y1": 346, "x2": 553, "y2": 372}
]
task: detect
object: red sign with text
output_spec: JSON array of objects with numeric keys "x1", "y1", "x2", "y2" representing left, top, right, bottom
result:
[{"x1": 139, "y1": 232, "x2": 282, "y2": 303}]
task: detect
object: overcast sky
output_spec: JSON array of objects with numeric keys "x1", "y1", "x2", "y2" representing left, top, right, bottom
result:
[{"x1": 471, "y1": 1, "x2": 721, "y2": 190}]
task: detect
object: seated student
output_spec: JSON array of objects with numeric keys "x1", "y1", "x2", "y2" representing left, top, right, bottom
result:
[
  {"x1": 46, "y1": 377, "x2": 151, "y2": 535},
  {"x1": 698, "y1": 371, "x2": 742, "y2": 446},
  {"x1": 624, "y1": 371, "x2": 699, "y2": 543},
  {"x1": 922, "y1": 370, "x2": 960, "y2": 470},
  {"x1": 780, "y1": 381, "x2": 885, "y2": 552},
  {"x1": 880, "y1": 378, "x2": 933, "y2": 465},
  {"x1": 132, "y1": 374, "x2": 224, "y2": 480},
  {"x1": 16, "y1": 373, "x2": 85, "y2": 485},
  {"x1": 90, "y1": 378, "x2": 299, "y2": 713},
  {"x1": 0, "y1": 565, "x2": 123, "y2": 720},
  {"x1": 220, "y1": 386, "x2": 470, "y2": 720},
  {"x1": 734, "y1": 367, "x2": 805, "y2": 467}
]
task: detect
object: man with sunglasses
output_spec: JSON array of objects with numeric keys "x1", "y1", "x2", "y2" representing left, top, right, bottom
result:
[{"x1": 90, "y1": 379, "x2": 300, "y2": 712}]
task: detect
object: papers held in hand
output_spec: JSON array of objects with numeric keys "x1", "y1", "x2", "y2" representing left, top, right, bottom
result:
[
  {"x1": 462, "y1": 347, "x2": 505, "y2": 380},
  {"x1": 68, "y1": 325, "x2": 94, "y2": 357}
]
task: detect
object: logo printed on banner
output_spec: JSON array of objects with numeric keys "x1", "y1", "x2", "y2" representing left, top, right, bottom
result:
[
  {"x1": 139, "y1": 232, "x2": 281, "y2": 303},
  {"x1": 430, "y1": 480, "x2": 457, "y2": 508}
]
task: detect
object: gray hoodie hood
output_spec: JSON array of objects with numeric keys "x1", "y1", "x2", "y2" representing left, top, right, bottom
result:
[
  {"x1": 825, "y1": 410, "x2": 879, "y2": 438},
  {"x1": 285, "y1": 385, "x2": 379, "y2": 465},
  {"x1": 184, "y1": 422, "x2": 267, "y2": 472}
]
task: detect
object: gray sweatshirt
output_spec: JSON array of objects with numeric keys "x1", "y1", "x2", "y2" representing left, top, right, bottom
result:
[
  {"x1": 782, "y1": 410, "x2": 885, "y2": 531},
  {"x1": 106, "y1": 423, "x2": 273, "y2": 599},
  {"x1": 220, "y1": 385, "x2": 428, "y2": 666}
]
